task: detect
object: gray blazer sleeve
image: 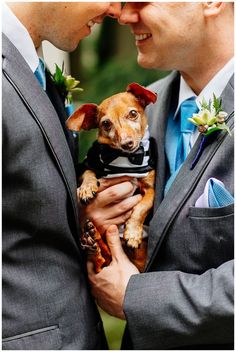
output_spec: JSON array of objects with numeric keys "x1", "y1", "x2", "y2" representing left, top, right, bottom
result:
[{"x1": 124, "y1": 259, "x2": 234, "y2": 349}]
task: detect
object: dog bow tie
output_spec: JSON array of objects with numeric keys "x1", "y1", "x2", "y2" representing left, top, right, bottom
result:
[{"x1": 98, "y1": 142, "x2": 147, "y2": 166}]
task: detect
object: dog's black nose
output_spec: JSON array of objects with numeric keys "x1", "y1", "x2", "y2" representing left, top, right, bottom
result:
[{"x1": 121, "y1": 140, "x2": 134, "y2": 150}]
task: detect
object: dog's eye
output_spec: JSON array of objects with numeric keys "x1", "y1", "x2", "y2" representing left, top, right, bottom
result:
[
  {"x1": 128, "y1": 110, "x2": 138, "y2": 120},
  {"x1": 101, "y1": 119, "x2": 113, "y2": 131}
]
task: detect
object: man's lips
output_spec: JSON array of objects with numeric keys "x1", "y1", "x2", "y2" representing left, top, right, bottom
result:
[
  {"x1": 87, "y1": 20, "x2": 96, "y2": 29},
  {"x1": 87, "y1": 17, "x2": 103, "y2": 30},
  {"x1": 134, "y1": 33, "x2": 152, "y2": 41}
]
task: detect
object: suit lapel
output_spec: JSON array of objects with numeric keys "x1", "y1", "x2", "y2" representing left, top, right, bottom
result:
[
  {"x1": 146, "y1": 74, "x2": 234, "y2": 271},
  {"x1": 2, "y1": 34, "x2": 79, "y2": 231},
  {"x1": 45, "y1": 71, "x2": 78, "y2": 165},
  {"x1": 147, "y1": 71, "x2": 180, "y2": 210}
]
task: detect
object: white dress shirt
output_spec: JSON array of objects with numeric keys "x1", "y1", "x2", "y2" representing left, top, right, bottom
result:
[
  {"x1": 175, "y1": 57, "x2": 234, "y2": 145},
  {"x1": 2, "y1": 3, "x2": 41, "y2": 72}
]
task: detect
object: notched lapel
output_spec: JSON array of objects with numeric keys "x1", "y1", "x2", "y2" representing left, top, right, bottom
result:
[
  {"x1": 2, "y1": 34, "x2": 79, "y2": 229},
  {"x1": 146, "y1": 75, "x2": 234, "y2": 271},
  {"x1": 147, "y1": 72, "x2": 180, "y2": 209}
]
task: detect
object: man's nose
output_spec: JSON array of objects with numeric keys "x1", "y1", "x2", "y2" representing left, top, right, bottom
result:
[
  {"x1": 106, "y1": 3, "x2": 122, "y2": 19},
  {"x1": 119, "y1": 3, "x2": 139, "y2": 25}
]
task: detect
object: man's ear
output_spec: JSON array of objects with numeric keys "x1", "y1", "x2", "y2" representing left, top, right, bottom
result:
[
  {"x1": 126, "y1": 82, "x2": 157, "y2": 108},
  {"x1": 66, "y1": 104, "x2": 99, "y2": 131},
  {"x1": 203, "y1": 2, "x2": 225, "y2": 17}
]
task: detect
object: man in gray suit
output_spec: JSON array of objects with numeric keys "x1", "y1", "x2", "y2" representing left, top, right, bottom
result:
[
  {"x1": 87, "y1": 2, "x2": 234, "y2": 349},
  {"x1": 2, "y1": 2, "x2": 142, "y2": 350}
]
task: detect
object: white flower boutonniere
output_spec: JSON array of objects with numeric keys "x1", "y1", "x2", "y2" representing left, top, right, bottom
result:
[
  {"x1": 189, "y1": 94, "x2": 232, "y2": 170},
  {"x1": 188, "y1": 94, "x2": 231, "y2": 136}
]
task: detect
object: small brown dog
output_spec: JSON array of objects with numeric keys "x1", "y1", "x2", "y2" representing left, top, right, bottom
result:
[{"x1": 66, "y1": 83, "x2": 157, "y2": 272}]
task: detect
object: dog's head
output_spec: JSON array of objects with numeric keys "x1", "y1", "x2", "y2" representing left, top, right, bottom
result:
[{"x1": 66, "y1": 83, "x2": 157, "y2": 152}]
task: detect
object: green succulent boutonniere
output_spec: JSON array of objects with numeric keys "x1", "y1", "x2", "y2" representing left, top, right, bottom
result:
[
  {"x1": 188, "y1": 94, "x2": 231, "y2": 136},
  {"x1": 51, "y1": 62, "x2": 83, "y2": 105},
  {"x1": 189, "y1": 94, "x2": 232, "y2": 170}
]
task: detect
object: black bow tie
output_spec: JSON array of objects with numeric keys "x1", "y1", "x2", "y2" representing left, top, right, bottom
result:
[{"x1": 97, "y1": 142, "x2": 147, "y2": 166}]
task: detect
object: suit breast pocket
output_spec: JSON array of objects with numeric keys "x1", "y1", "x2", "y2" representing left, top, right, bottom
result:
[
  {"x1": 188, "y1": 203, "x2": 234, "y2": 268},
  {"x1": 2, "y1": 325, "x2": 62, "y2": 350}
]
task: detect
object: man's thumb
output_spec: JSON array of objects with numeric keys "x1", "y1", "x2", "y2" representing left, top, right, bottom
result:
[{"x1": 106, "y1": 225, "x2": 125, "y2": 261}]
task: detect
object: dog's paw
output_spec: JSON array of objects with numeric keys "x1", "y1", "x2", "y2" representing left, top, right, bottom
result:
[
  {"x1": 80, "y1": 219, "x2": 98, "y2": 254},
  {"x1": 126, "y1": 237, "x2": 142, "y2": 249},
  {"x1": 123, "y1": 223, "x2": 143, "y2": 249},
  {"x1": 81, "y1": 219, "x2": 110, "y2": 273},
  {"x1": 84, "y1": 218, "x2": 96, "y2": 232},
  {"x1": 79, "y1": 182, "x2": 99, "y2": 204}
]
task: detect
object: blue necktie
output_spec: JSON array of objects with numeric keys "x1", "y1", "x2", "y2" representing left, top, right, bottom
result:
[
  {"x1": 65, "y1": 103, "x2": 75, "y2": 117},
  {"x1": 175, "y1": 97, "x2": 198, "y2": 169},
  {"x1": 165, "y1": 97, "x2": 198, "y2": 194},
  {"x1": 34, "y1": 58, "x2": 46, "y2": 90}
]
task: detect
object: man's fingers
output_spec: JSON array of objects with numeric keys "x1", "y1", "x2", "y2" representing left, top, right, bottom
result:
[
  {"x1": 87, "y1": 260, "x2": 94, "y2": 272},
  {"x1": 94, "y1": 182, "x2": 139, "y2": 208},
  {"x1": 87, "y1": 260, "x2": 96, "y2": 277},
  {"x1": 90, "y1": 194, "x2": 142, "y2": 230},
  {"x1": 107, "y1": 210, "x2": 133, "y2": 225},
  {"x1": 106, "y1": 194, "x2": 142, "y2": 219},
  {"x1": 97, "y1": 176, "x2": 134, "y2": 193},
  {"x1": 97, "y1": 211, "x2": 132, "y2": 236},
  {"x1": 106, "y1": 225, "x2": 127, "y2": 261}
]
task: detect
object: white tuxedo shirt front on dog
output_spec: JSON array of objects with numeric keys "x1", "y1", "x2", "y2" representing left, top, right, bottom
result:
[
  {"x1": 104, "y1": 127, "x2": 151, "y2": 178},
  {"x1": 84, "y1": 126, "x2": 155, "y2": 179}
]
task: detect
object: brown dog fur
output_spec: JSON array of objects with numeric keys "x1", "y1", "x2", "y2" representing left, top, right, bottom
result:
[{"x1": 66, "y1": 83, "x2": 157, "y2": 272}]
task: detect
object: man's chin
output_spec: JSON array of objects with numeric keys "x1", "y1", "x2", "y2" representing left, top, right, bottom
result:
[
  {"x1": 55, "y1": 44, "x2": 78, "y2": 53},
  {"x1": 137, "y1": 54, "x2": 157, "y2": 69},
  {"x1": 58, "y1": 38, "x2": 82, "y2": 53}
]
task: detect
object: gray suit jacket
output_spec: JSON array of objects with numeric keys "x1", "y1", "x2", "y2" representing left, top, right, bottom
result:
[
  {"x1": 122, "y1": 71, "x2": 234, "y2": 349},
  {"x1": 2, "y1": 33, "x2": 107, "y2": 350}
]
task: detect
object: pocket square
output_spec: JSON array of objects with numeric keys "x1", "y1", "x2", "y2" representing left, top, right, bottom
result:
[{"x1": 195, "y1": 177, "x2": 234, "y2": 208}]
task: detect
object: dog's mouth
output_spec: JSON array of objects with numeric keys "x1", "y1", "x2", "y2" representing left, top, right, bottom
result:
[
  {"x1": 109, "y1": 142, "x2": 139, "y2": 153},
  {"x1": 121, "y1": 145, "x2": 139, "y2": 153},
  {"x1": 120, "y1": 140, "x2": 142, "y2": 153}
]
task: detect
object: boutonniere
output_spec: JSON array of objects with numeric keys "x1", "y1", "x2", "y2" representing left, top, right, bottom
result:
[
  {"x1": 51, "y1": 63, "x2": 83, "y2": 114},
  {"x1": 188, "y1": 94, "x2": 232, "y2": 170}
]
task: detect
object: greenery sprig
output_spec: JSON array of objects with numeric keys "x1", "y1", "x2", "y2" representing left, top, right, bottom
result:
[{"x1": 51, "y1": 62, "x2": 83, "y2": 105}]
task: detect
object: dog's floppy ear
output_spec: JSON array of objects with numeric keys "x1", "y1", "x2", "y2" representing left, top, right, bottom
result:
[
  {"x1": 66, "y1": 103, "x2": 99, "y2": 131},
  {"x1": 126, "y1": 82, "x2": 157, "y2": 108}
]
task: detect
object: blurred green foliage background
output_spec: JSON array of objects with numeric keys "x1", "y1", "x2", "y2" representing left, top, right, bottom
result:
[
  {"x1": 99, "y1": 309, "x2": 126, "y2": 350},
  {"x1": 70, "y1": 17, "x2": 169, "y2": 161},
  {"x1": 69, "y1": 17, "x2": 169, "y2": 349}
]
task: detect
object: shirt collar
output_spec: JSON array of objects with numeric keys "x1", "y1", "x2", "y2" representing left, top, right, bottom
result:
[
  {"x1": 174, "y1": 57, "x2": 234, "y2": 118},
  {"x1": 2, "y1": 3, "x2": 42, "y2": 72}
]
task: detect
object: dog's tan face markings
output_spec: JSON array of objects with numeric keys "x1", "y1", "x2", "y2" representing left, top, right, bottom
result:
[{"x1": 97, "y1": 92, "x2": 148, "y2": 152}]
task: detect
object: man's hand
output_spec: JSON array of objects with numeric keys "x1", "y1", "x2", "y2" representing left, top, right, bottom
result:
[
  {"x1": 78, "y1": 176, "x2": 141, "y2": 235},
  {"x1": 87, "y1": 225, "x2": 139, "y2": 319}
]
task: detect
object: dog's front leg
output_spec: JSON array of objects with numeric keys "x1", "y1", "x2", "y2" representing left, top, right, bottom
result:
[
  {"x1": 78, "y1": 170, "x2": 99, "y2": 204},
  {"x1": 81, "y1": 219, "x2": 111, "y2": 273},
  {"x1": 124, "y1": 170, "x2": 155, "y2": 248}
]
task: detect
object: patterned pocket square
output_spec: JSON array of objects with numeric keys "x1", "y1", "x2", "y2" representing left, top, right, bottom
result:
[{"x1": 195, "y1": 177, "x2": 234, "y2": 208}]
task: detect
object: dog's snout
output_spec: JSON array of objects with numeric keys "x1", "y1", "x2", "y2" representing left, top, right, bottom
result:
[{"x1": 121, "y1": 140, "x2": 134, "y2": 151}]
